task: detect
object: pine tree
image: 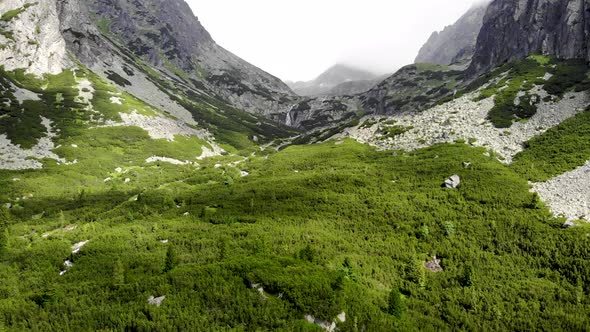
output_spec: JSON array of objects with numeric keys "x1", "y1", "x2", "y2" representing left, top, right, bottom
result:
[
  {"x1": 460, "y1": 263, "x2": 475, "y2": 287},
  {"x1": 112, "y1": 259, "x2": 125, "y2": 288},
  {"x1": 164, "y1": 245, "x2": 178, "y2": 272},
  {"x1": 0, "y1": 223, "x2": 8, "y2": 259},
  {"x1": 388, "y1": 288, "x2": 405, "y2": 319},
  {"x1": 407, "y1": 260, "x2": 426, "y2": 288},
  {"x1": 299, "y1": 244, "x2": 316, "y2": 262}
]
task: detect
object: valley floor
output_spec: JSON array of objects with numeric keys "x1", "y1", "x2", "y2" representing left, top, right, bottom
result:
[
  {"x1": 1, "y1": 57, "x2": 590, "y2": 331},
  {"x1": 1, "y1": 139, "x2": 590, "y2": 331}
]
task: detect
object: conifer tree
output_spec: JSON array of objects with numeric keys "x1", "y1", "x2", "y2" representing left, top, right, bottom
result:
[
  {"x1": 164, "y1": 245, "x2": 178, "y2": 272},
  {"x1": 388, "y1": 288, "x2": 405, "y2": 319}
]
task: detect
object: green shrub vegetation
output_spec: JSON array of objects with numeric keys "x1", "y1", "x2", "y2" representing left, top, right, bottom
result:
[
  {"x1": 0, "y1": 134, "x2": 589, "y2": 330},
  {"x1": 443, "y1": 56, "x2": 590, "y2": 128},
  {"x1": 478, "y1": 56, "x2": 548, "y2": 128},
  {"x1": 544, "y1": 59, "x2": 589, "y2": 96},
  {"x1": 1, "y1": 54, "x2": 590, "y2": 330},
  {"x1": 0, "y1": 3, "x2": 36, "y2": 22},
  {"x1": 378, "y1": 125, "x2": 413, "y2": 140},
  {"x1": 512, "y1": 106, "x2": 590, "y2": 181}
]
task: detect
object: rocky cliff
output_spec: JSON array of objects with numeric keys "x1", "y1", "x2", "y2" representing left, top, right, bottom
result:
[
  {"x1": 359, "y1": 64, "x2": 463, "y2": 115},
  {"x1": 468, "y1": 0, "x2": 590, "y2": 76},
  {"x1": 415, "y1": 1, "x2": 489, "y2": 67},
  {"x1": 0, "y1": 0, "x2": 70, "y2": 75}
]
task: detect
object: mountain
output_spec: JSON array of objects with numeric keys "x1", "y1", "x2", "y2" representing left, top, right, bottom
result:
[
  {"x1": 415, "y1": 1, "x2": 490, "y2": 68},
  {"x1": 287, "y1": 64, "x2": 382, "y2": 96},
  {"x1": 2, "y1": 0, "x2": 590, "y2": 331},
  {"x1": 65, "y1": 0, "x2": 295, "y2": 118},
  {"x1": 468, "y1": 0, "x2": 590, "y2": 76}
]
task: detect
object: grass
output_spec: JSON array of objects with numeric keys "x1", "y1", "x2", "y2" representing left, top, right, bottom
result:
[
  {"x1": 96, "y1": 18, "x2": 112, "y2": 36},
  {"x1": 511, "y1": 106, "x2": 590, "y2": 181},
  {"x1": 0, "y1": 67, "x2": 163, "y2": 148},
  {"x1": 1, "y1": 47, "x2": 590, "y2": 330},
  {"x1": 0, "y1": 3, "x2": 36, "y2": 22}
]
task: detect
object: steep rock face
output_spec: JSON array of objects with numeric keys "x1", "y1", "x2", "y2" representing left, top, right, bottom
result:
[
  {"x1": 0, "y1": 0, "x2": 69, "y2": 75},
  {"x1": 415, "y1": 2, "x2": 489, "y2": 67},
  {"x1": 80, "y1": 0, "x2": 295, "y2": 117},
  {"x1": 56, "y1": 0, "x2": 108, "y2": 65},
  {"x1": 469, "y1": 0, "x2": 590, "y2": 76}
]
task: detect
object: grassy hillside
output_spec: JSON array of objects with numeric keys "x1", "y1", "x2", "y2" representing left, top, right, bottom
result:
[
  {"x1": 1, "y1": 137, "x2": 589, "y2": 330},
  {"x1": 512, "y1": 106, "x2": 590, "y2": 181}
]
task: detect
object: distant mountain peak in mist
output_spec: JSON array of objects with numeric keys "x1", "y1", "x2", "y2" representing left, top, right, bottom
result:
[{"x1": 287, "y1": 64, "x2": 386, "y2": 97}]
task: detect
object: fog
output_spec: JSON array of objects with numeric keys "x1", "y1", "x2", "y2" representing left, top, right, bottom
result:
[{"x1": 186, "y1": 0, "x2": 482, "y2": 81}]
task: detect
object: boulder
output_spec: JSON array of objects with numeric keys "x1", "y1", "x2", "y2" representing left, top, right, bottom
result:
[
  {"x1": 72, "y1": 240, "x2": 89, "y2": 254},
  {"x1": 562, "y1": 220, "x2": 576, "y2": 229},
  {"x1": 424, "y1": 256, "x2": 443, "y2": 272},
  {"x1": 442, "y1": 175, "x2": 461, "y2": 189},
  {"x1": 148, "y1": 295, "x2": 166, "y2": 307}
]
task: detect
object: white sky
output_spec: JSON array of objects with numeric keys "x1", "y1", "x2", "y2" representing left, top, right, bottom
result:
[{"x1": 186, "y1": 0, "x2": 480, "y2": 82}]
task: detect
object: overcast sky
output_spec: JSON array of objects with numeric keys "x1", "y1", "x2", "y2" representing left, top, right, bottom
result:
[{"x1": 186, "y1": 0, "x2": 480, "y2": 82}]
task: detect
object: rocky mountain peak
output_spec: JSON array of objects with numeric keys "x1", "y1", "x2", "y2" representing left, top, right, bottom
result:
[
  {"x1": 415, "y1": 1, "x2": 490, "y2": 68},
  {"x1": 84, "y1": 0, "x2": 213, "y2": 71}
]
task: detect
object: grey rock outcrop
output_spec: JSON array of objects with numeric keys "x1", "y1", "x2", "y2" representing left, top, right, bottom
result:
[
  {"x1": 282, "y1": 97, "x2": 360, "y2": 130},
  {"x1": 416, "y1": 1, "x2": 490, "y2": 68},
  {"x1": 0, "y1": 0, "x2": 70, "y2": 75},
  {"x1": 148, "y1": 295, "x2": 166, "y2": 307},
  {"x1": 468, "y1": 0, "x2": 590, "y2": 76}
]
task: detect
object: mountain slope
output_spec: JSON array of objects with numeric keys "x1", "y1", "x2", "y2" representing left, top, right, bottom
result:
[
  {"x1": 415, "y1": 1, "x2": 489, "y2": 67},
  {"x1": 288, "y1": 65, "x2": 381, "y2": 96},
  {"x1": 62, "y1": 0, "x2": 293, "y2": 117}
]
